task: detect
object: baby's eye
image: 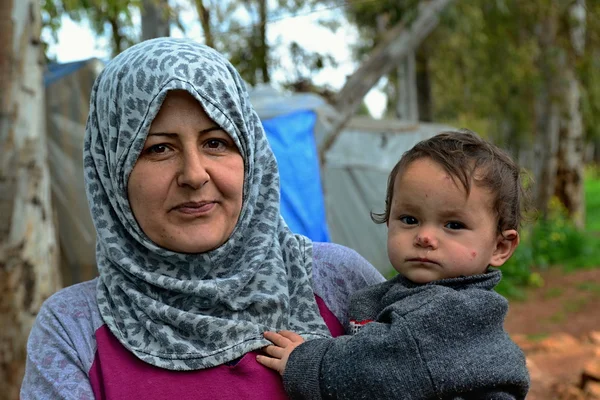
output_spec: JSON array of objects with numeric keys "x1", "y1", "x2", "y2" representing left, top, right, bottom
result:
[
  {"x1": 445, "y1": 221, "x2": 465, "y2": 230},
  {"x1": 399, "y1": 216, "x2": 418, "y2": 225}
]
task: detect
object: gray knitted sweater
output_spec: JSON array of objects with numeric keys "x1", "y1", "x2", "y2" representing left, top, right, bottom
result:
[{"x1": 283, "y1": 269, "x2": 530, "y2": 400}]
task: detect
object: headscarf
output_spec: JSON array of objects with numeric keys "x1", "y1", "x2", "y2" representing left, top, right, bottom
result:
[{"x1": 84, "y1": 37, "x2": 330, "y2": 370}]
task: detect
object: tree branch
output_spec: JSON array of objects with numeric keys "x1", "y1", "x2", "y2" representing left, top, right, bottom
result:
[{"x1": 321, "y1": 0, "x2": 455, "y2": 160}]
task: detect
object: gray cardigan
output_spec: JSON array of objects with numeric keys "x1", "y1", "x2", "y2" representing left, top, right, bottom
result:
[{"x1": 283, "y1": 270, "x2": 530, "y2": 400}]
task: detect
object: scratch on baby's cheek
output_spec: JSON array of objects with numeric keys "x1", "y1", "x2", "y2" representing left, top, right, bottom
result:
[{"x1": 471, "y1": 251, "x2": 477, "y2": 259}]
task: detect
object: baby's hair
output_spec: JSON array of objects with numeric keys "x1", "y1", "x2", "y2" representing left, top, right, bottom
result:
[{"x1": 371, "y1": 129, "x2": 530, "y2": 234}]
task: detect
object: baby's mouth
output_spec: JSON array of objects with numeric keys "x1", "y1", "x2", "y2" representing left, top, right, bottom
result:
[{"x1": 406, "y1": 257, "x2": 439, "y2": 266}]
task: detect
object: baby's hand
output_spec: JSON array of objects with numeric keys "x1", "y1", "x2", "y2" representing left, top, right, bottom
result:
[{"x1": 256, "y1": 330, "x2": 305, "y2": 376}]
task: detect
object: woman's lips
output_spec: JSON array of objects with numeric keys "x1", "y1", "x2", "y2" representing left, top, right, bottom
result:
[{"x1": 172, "y1": 202, "x2": 216, "y2": 215}]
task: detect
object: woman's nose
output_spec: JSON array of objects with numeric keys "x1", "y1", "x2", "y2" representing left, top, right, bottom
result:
[
  {"x1": 414, "y1": 228, "x2": 438, "y2": 249},
  {"x1": 177, "y1": 152, "x2": 210, "y2": 189}
]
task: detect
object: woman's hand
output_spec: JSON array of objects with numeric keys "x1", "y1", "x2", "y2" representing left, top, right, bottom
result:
[{"x1": 256, "y1": 330, "x2": 305, "y2": 375}]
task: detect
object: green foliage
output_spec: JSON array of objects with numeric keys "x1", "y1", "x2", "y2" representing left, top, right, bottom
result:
[
  {"x1": 427, "y1": 1, "x2": 541, "y2": 147},
  {"x1": 496, "y1": 191, "x2": 600, "y2": 298},
  {"x1": 42, "y1": 0, "x2": 141, "y2": 57},
  {"x1": 426, "y1": 0, "x2": 600, "y2": 151},
  {"x1": 585, "y1": 165, "x2": 600, "y2": 231},
  {"x1": 577, "y1": 281, "x2": 600, "y2": 295},
  {"x1": 41, "y1": 0, "x2": 335, "y2": 86},
  {"x1": 187, "y1": 0, "x2": 335, "y2": 86}
]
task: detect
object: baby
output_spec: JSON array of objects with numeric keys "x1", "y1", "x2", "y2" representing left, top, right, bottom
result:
[{"x1": 257, "y1": 130, "x2": 530, "y2": 399}]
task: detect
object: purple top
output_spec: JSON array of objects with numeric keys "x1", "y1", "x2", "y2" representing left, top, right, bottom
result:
[{"x1": 21, "y1": 242, "x2": 384, "y2": 399}]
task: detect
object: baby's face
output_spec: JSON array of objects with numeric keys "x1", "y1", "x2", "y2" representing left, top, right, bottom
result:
[{"x1": 386, "y1": 158, "x2": 506, "y2": 283}]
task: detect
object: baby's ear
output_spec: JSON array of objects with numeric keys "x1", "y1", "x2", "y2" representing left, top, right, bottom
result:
[{"x1": 489, "y1": 230, "x2": 519, "y2": 267}]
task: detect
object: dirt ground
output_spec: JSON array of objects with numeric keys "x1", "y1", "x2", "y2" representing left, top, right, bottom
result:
[
  {"x1": 505, "y1": 268, "x2": 600, "y2": 338},
  {"x1": 504, "y1": 268, "x2": 600, "y2": 399}
]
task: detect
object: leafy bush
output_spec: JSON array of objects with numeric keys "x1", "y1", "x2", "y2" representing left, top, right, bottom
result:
[
  {"x1": 585, "y1": 165, "x2": 600, "y2": 231},
  {"x1": 497, "y1": 189, "x2": 600, "y2": 298}
]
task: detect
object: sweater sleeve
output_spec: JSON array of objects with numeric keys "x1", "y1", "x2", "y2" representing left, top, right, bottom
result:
[
  {"x1": 283, "y1": 285, "x2": 529, "y2": 400},
  {"x1": 20, "y1": 281, "x2": 100, "y2": 400}
]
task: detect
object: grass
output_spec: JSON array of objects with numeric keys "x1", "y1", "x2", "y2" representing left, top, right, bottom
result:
[
  {"x1": 563, "y1": 297, "x2": 589, "y2": 313},
  {"x1": 548, "y1": 312, "x2": 567, "y2": 323},
  {"x1": 544, "y1": 296, "x2": 590, "y2": 324},
  {"x1": 585, "y1": 167, "x2": 600, "y2": 231},
  {"x1": 543, "y1": 287, "x2": 563, "y2": 300},
  {"x1": 576, "y1": 282, "x2": 600, "y2": 294},
  {"x1": 526, "y1": 333, "x2": 549, "y2": 341}
]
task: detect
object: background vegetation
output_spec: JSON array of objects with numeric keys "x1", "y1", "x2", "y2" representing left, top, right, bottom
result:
[
  {"x1": 497, "y1": 169, "x2": 600, "y2": 299},
  {"x1": 38, "y1": 0, "x2": 600, "y2": 297}
]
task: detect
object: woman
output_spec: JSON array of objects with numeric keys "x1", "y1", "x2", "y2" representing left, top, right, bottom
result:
[{"x1": 20, "y1": 38, "x2": 384, "y2": 399}]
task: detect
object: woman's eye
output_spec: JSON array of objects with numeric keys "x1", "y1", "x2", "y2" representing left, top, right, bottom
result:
[
  {"x1": 204, "y1": 139, "x2": 227, "y2": 150},
  {"x1": 445, "y1": 221, "x2": 465, "y2": 230},
  {"x1": 147, "y1": 144, "x2": 170, "y2": 154},
  {"x1": 399, "y1": 216, "x2": 418, "y2": 225}
]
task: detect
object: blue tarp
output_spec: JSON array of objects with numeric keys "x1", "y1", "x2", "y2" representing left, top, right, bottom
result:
[
  {"x1": 45, "y1": 59, "x2": 91, "y2": 86},
  {"x1": 262, "y1": 110, "x2": 330, "y2": 242}
]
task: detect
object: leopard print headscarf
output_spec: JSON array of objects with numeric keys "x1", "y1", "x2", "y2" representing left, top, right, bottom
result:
[{"x1": 84, "y1": 38, "x2": 330, "y2": 370}]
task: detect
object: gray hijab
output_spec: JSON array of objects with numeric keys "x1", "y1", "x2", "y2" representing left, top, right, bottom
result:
[{"x1": 84, "y1": 37, "x2": 330, "y2": 370}]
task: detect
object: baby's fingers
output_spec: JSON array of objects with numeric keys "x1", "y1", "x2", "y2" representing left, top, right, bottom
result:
[
  {"x1": 277, "y1": 330, "x2": 305, "y2": 343},
  {"x1": 262, "y1": 344, "x2": 285, "y2": 359},
  {"x1": 263, "y1": 331, "x2": 289, "y2": 347},
  {"x1": 256, "y1": 354, "x2": 285, "y2": 375}
]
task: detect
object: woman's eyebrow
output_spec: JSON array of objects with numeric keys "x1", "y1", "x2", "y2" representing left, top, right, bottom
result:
[
  {"x1": 147, "y1": 126, "x2": 223, "y2": 137},
  {"x1": 147, "y1": 132, "x2": 177, "y2": 138},
  {"x1": 198, "y1": 126, "x2": 223, "y2": 135}
]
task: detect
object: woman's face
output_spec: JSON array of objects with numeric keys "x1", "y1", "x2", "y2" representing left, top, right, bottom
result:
[{"x1": 128, "y1": 90, "x2": 244, "y2": 253}]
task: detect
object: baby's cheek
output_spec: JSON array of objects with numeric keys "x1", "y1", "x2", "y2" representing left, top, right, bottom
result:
[{"x1": 448, "y1": 245, "x2": 475, "y2": 265}]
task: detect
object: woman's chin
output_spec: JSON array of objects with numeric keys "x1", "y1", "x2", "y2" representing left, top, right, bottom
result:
[{"x1": 155, "y1": 235, "x2": 227, "y2": 254}]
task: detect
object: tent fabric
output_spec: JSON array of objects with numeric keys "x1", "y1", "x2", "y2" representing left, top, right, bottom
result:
[
  {"x1": 248, "y1": 84, "x2": 327, "y2": 120},
  {"x1": 45, "y1": 59, "x2": 103, "y2": 285},
  {"x1": 262, "y1": 110, "x2": 330, "y2": 242},
  {"x1": 45, "y1": 59, "x2": 102, "y2": 86}
]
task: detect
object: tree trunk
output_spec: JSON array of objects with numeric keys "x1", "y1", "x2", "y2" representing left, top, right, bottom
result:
[
  {"x1": 396, "y1": 52, "x2": 419, "y2": 121},
  {"x1": 554, "y1": 0, "x2": 586, "y2": 228},
  {"x1": 109, "y1": 17, "x2": 125, "y2": 56},
  {"x1": 321, "y1": 0, "x2": 454, "y2": 159},
  {"x1": 141, "y1": 0, "x2": 170, "y2": 41},
  {"x1": 554, "y1": 67, "x2": 585, "y2": 227},
  {"x1": 416, "y1": 45, "x2": 433, "y2": 122},
  {"x1": 532, "y1": 9, "x2": 562, "y2": 218},
  {"x1": 257, "y1": 0, "x2": 270, "y2": 83},
  {"x1": 194, "y1": 0, "x2": 214, "y2": 48},
  {"x1": 0, "y1": 0, "x2": 61, "y2": 398},
  {"x1": 592, "y1": 136, "x2": 600, "y2": 165}
]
